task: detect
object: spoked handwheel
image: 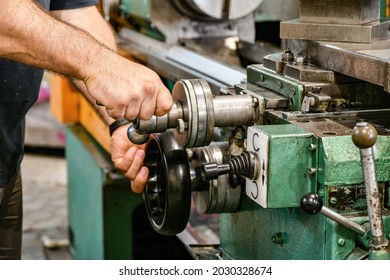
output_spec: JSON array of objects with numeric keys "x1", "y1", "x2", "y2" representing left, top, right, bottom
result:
[{"x1": 143, "y1": 130, "x2": 192, "y2": 236}]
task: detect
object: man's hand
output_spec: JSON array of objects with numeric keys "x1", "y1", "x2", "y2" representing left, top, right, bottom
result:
[
  {"x1": 50, "y1": 6, "x2": 173, "y2": 122},
  {"x1": 49, "y1": 6, "x2": 171, "y2": 191},
  {"x1": 110, "y1": 124, "x2": 149, "y2": 193},
  {"x1": 84, "y1": 54, "x2": 173, "y2": 121}
]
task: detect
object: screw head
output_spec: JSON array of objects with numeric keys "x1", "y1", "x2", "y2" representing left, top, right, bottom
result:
[
  {"x1": 338, "y1": 238, "x2": 346, "y2": 247},
  {"x1": 271, "y1": 232, "x2": 284, "y2": 244},
  {"x1": 308, "y1": 144, "x2": 317, "y2": 151},
  {"x1": 329, "y1": 197, "x2": 338, "y2": 206}
]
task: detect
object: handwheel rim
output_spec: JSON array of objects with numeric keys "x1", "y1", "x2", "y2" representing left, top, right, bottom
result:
[{"x1": 143, "y1": 130, "x2": 192, "y2": 236}]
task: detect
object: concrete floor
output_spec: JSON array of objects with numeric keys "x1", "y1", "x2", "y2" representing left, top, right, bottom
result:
[
  {"x1": 21, "y1": 97, "x2": 70, "y2": 260},
  {"x1": 21, "y1": 153, "x2": 69, "y2": 260}
]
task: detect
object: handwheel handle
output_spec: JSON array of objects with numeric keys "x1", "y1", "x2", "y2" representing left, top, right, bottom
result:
[{"x1": 143, "y1": 130, "x2": 192, "y2": 236}]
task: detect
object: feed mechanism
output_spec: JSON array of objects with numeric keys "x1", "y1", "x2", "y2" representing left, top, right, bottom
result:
[{"x1": 110, "y1": 0, "x2": 390, "y2": 259}]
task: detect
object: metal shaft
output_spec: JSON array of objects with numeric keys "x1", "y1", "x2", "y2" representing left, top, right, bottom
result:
[
  {"x1": 352, "y1": 121, "x2": 388, "y2": 249},
  {"x1": 128, "y1": 79, "x2": 258, "y2": 147},
  {"x1": 213, "y1": 95, "x2": 255, "y2": 127},
  {"x1": 320, "y1": 206, "x2": 366, "y2": 236},
  {"x1": 360, "y1": 147, "x2": 386, "y2": 247}
]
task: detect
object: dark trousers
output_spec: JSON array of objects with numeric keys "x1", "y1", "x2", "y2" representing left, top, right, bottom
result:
[{"x1": 0, "y1": 171, "x2": 22, "y2": 260}]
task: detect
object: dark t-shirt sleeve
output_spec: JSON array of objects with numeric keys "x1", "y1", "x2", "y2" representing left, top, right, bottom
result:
[{"x1": 50, "y1": 0, "x2": 98, "y2": 10}]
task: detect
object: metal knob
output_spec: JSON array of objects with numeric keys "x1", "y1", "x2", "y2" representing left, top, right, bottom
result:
[{"x1": 352, "y1": 122, "x2": 377, "y2": 149}]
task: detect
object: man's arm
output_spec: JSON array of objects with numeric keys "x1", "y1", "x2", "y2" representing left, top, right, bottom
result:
[
  {"x1": 50, "y1": 5, "x2": 117, "y2": 126},
  {"x1": 49, "y1": 5, "x2": 151, "y2": 193},
  {"x1": 0, "y1": 0, "x2": 172, "y2": 121}
]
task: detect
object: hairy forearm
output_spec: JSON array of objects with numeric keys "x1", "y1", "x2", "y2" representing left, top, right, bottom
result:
[
  {"x1": 0, "y1": 0, "x2": 172, "y2": 122},
  {"x1": 50, "y1": 6, "x2": 117, "y2": 125},
  {"x1": 0, "y1": 0, "x2": 110, "y2": 82}
]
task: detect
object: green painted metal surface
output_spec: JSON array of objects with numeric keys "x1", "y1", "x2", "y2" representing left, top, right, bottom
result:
[
  {"x1": 119, "y1": 0, "x2": 165, "y2": 41},
  {"x1": 325, "y1": 217, "x2": 363, "y2": 260},
  {"x1": 247, "y1": 124, "x2": 317, "y2": 208},
  {"x1": 120, "y1": 0, "x2": 152, "y2": 20},
  {"x1": 325, "y1": 214, "x2": 390, "y2": 259},
  {"x1": 381, "y1": 0, "x2": 390, "y2": 18},
  {"x1": 246, "y1": 65, "x2": 304, "y2": 111},
  {"x1": 319, "y1": 136, "x2": 390, "y2": 186},
  {"x1": 220, "y1": 123, "x2": 390, "y2": 259},
  {"x1": 66, "y1": 125, "x2": 143, "y2": 260},
  {"x1": 220, "y1": 198, "x2": 390, "y2": 260},
  {"x1": 220, "y1": 198, "x2": 326, "y2": 260}
]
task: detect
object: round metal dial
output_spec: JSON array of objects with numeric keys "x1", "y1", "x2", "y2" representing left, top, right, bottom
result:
[{"x1": 172, "y1": 79, "x2": 214, "y2": 148}]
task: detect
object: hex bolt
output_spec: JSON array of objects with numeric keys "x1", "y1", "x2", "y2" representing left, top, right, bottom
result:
[
  {"x1": 281, "y1": 49, "x2": 294, "y2": 62},
  {"x1": 294, "y1": 55, "x2": 307, "y2": 65}
]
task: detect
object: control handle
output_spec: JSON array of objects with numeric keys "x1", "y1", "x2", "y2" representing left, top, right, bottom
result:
[
  {"x1": 301, "y1": 193, "x2": 366, "y2": 236},
  {"x1": 352, "y1": 122, "x2": 388, "y2": 248},
  {"x1": 201, "y1": 151, "x2": 260, "y2": 181}
]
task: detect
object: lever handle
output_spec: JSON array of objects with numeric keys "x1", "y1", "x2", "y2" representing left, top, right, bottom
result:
[
  {"x1": 301, "y1": 193, "x2": 366, "y2": 236},
  {"x1": 201, "y1": 151, "x2": 259, "y2": 181},
  {"x1": 352, "y1": 122, "x2": 388, "y2": 248},
  {"x1": 201, "y1": 162, "x2": 230, "y2": 180}
]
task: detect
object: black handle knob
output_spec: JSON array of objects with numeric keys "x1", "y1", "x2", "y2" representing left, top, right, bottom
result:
[{"x1": 300, "y1": 193, "x2": 323, "y2": 215}]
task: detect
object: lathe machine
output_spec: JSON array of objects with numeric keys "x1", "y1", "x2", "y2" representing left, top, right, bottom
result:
[{"x1": 98, "y1": 0, "x2": 390, "y2": 260}]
